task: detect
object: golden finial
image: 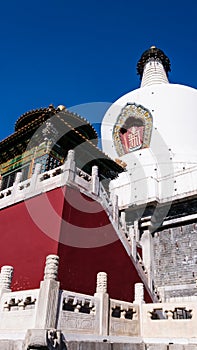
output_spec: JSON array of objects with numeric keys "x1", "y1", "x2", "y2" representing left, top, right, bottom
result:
[{"x1": 57, "y1": 105, "x2": 66, "y2": 111}]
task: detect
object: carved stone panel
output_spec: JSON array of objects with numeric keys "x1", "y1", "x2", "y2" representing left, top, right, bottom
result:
[{"x1": 58, "y1": 312, "x2": 97, "y2": 334}]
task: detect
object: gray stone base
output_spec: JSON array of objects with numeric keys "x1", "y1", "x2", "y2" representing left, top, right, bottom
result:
[{"x1": 0, "y1": 338, "x2": 196, "y2": 350}]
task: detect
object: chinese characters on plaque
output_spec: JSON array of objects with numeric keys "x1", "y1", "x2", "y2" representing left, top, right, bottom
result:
[
  {"x1": 113, "y1": 103, "x2": 153, "y2": 157},
  {"x1": 120, "y1": 126, "x2": 144, "y2": 152}
]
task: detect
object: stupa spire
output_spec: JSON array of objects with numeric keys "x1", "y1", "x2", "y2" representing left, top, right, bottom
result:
[{"x1": 137, "y1": 46, "x2": 171, "y2": 87}]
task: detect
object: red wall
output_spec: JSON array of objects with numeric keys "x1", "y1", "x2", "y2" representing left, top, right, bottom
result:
[
  {"x1": 58, "y1": 187, "x2": 152, "y2": 302},
  {"x1": 0, "y1": 188, "x2": 64, "y2": 290},
  {"x1": 0, "y1": 186, "x2": 152, "y2": 302}
]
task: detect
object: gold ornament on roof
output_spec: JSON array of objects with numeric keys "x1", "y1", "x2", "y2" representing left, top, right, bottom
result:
[{"x1": 57, "y1": 105, "x2": 66, "y2": 111}]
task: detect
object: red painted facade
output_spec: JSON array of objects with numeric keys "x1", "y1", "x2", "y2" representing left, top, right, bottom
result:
[{"x1": 0, "y1": 186, "x2": 152, "y2": 302}]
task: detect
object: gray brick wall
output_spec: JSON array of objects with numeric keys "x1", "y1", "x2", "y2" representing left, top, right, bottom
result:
[{"x1": 153, "y1": 223, "x2": 197, "y2": 297}]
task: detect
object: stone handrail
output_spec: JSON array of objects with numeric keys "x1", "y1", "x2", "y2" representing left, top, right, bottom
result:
[
  {"x1": 39, "y1": 165, "x2": 63, "y2": 181},
  {"x1": 58, "y1": 291, "x2": 141, "y2": 337},
  {"x1": 0, "y1": 259, "x2": 196, "y2": 343},
  {"x1": 18, "y1": 178, "x2": 31, "y2": 190},
  {"x1": 0, "y1": 152, "x2": 98, "y2": 209},
  {"x1": 99, "y1": 182, "x2": 112, "y2": 210},
  {"x1": 0, "y1": 285, "x2": 196, "y2": 339},
  {"x1": 57, "y1": 290, "x2": 99, "y2": 334},
  {"x1": 76, "y1": 168, "x2": 91, "y2": 182},
  {"x1": 0, "y1": 155, "x2": 88, "y2": 209},
  {"x1": 142, "y1": 301, "x2": 197, "y2": 339},
  {"x1": 60, "y1": 290, "x2": 98, "y2": 314},
  {"x1": 75, "y1": 167, "x2": 92, "y2": 191},
  {"x1": 0, "y1": 186, "x2": 14, "y2": 199},
  {"x1": 99, "y1": 183, "x2": 150, "y2": 286},
  {"x1": 0, "y1": 289, "x2": 39, "y2": 311},
  {"x1": 0, "y1": 289, "x2": 39, "y2": 330},
  {"x1": 109, "y1": 298, "x2": 140, "y2": 337},
  {"x1": 136, "y1": 252, "x2": 148, "y2": 277}
]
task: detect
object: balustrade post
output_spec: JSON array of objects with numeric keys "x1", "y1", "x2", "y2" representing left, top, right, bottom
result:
[
  {"x1": 129, "y1": 225, "x2": 137, "y2": 261},
  {"x1": 29, "y1": 163, "x2": 42, "y2": 193},
  {"x1": 94, "y1": 272, "x2": 109, "y2": 336},
  {"x1": 134, "y1": 283, "x2": 144, "y2": 305},
  {"x1": 134, "y1": 220, "x2": 140, "y2": 242},
  {"x1": 0, "y1": 265, "x2": 13, "y2": 313},
  {"x1": 133, "y1": 282, "x2": 145, "y2": 337},
  {"x1": 140, "y1": 229, "x2": 154, "y2": 291},
  {"x1": 13, "y1": 172, "x2": 22, "y2": 198},
  {"x1": 112, "y1": 194, "x2": 119, "y2": 225},
  {"x1": 62, "y1": 149, "x2": 76, "y2": 183},
  {"x1": 0, "y1": 265, "x2": 13, "y2": 292},
  {"x1": 120, "y1": 211, "x2": 127, "y2": 232},
  {"x1": 91, "y1": 165, "x2": 99, "y2": 195},
  {"x1": 14, "y1": 171, "x2": 22, "y2": 185},
  {"x1": 34, "y1": 254, "x2": 60, "y2": 329}
]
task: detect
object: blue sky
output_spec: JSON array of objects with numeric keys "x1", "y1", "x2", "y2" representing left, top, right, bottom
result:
[{"x1": 0, "y1": 0, "x2": 196, "y2": 141}]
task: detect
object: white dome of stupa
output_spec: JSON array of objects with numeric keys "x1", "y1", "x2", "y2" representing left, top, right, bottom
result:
[{"x1": 101, "y1": 47, "x2": 197, "y2": 208}]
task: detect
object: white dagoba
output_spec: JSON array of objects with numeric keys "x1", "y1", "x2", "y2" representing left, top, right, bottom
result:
[{"x1": 101, "y1": 46, "x2": 197, "y2": 209}]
